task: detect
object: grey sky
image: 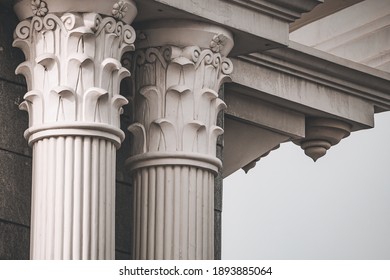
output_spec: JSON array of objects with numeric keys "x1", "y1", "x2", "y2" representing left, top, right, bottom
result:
[{"x1": 222, "y1": 111, "x2": 390, "y2": 260}]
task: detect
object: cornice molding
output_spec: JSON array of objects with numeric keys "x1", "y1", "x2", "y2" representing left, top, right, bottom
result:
[
  {"x1": 228, "y1": 0, "x2": 323, "y2": 22},
  {"x1": 238, "y1": 42, "x2": 390, "y2": 112}
]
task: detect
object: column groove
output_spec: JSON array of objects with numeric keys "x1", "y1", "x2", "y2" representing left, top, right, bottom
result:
[
  {"x1": 132, "y1": 166, "x2": 215, "y2": 259},
  {"x1": 30, "y1": 136, "x2": 116, "y2": 259}
]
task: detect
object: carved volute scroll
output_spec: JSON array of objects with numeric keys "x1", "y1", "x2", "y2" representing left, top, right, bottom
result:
[{"x1": 13, "y1": 0, "x2": 137, "y2": 147}]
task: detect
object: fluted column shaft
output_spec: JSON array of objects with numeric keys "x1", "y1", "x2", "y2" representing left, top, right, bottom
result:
[
  {"x1": 13, "y1": 0, "x2": 137, "y2": 259},
  {"x1": 31, "y1": 136, "x2": 116, "y2": 259},
  {"x1": 132, "y1": 166, "x2": 215, "y2": 259},
  {"x1": 127, "y1": 21, "x2": 234, "y2": 260}
]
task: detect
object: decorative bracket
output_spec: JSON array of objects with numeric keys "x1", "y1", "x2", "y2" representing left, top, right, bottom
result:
[{"x1": 294, "y1": 118, "x2": 352, "y2": 161}]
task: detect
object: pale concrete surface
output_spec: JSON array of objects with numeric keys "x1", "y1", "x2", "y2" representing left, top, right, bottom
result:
[{"x1": 290, "y1": 0, "x2": 390, "y2": 72}]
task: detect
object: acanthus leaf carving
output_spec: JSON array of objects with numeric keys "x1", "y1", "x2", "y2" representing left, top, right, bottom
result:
[
  {"x1": 23, "y1": 90, "x2": 44, "y2": 127},
  {"x1": 139, "y1": 86, "x2": 163, "y2": 125},
  {"x1": 112, "y1": 94, "x2": 128, "y2": 113},
  {"x1": 15, "y1": 62, "x2": 32, "y2": 86},
  {"x1": 183, "y1": 121, "x2": 206, "y2": 152},
  {"x1": 19, "y1": 101, "x2": 32, "y2": 126},
  {"x1": 100, "y1": 58, "x2": 122, "y2": 90},
  {"x1": 48, "y1": 86, "x2": 76, "y2": 122},
  {"x1": 165, "y1": 85, "x2": 192, "y2": 123},
  {"x1": 151, "y1": 119, "x2": 177, "y2": 152},
  {"x1": 208, "y1": 125, "x2": 224, "y2": 155},
  {"x1": 128, "y1": 123, "x2": 147, "y2": 153},
  {"x1": 83, "y1": 87, "x2": 108, "y2": 122},
  {"x1": 171, "y1": 56, "x2": 194, "y2": 67}
]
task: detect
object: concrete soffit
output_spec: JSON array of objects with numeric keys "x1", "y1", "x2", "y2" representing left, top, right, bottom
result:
[
  {"x1": 224, "y1": 44, "x2": 390, "y2": 174},
  {"x1": 290, "y1": 0, "x2": 364, "y2": 32},
  {"x1": 226, "y1": 0, "x2": 324, "y2": 22},
  {"x1": 289, "y1": 0, "x2": 390, "y2": 72},
  {"x1": 223, "y1": 41, "x2": 390, "y2": 173}
]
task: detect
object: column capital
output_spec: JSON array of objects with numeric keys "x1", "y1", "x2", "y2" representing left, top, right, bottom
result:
[
  {"x1": 127, "y1": 21, "x2": 234, "y2": 173},
  {"x1": 13, "y1": 2, "x2": 137, "y2": 147}
]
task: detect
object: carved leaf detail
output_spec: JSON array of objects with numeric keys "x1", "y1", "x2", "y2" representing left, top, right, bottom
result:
[
  {"x1": 100, "y1": 58, "x2": 122, "y2": 90},
  {"x1": 139, "y1": 86, "x2": 163, "y2": 126},
  {"x1": 111, "y1": 95, "x2": 128, "y2": 127},
  {"x1": 24, "y1": 90, "x2": 44, "y2": 126},
  {"x1": 183, "y1": 121, "x2": 206, "y2": 152},
  {"x1": 165, "y1": 85, "x2": 192, "y2": 121},
  {"x1": 83, "y1": 88, "x2": 108, "y2": 122},
  {"x1": 15, "y1": 62, "x2": 32, "y2": 86},
  {"x1": 128, "y1": 123, "x2": 147, "y2": 154},
  {"x1": 209, "y1": 126, "x2": 224, "y2": 155},
  {"x1": 150, "y1": 119, "x2": 177, "y2": 152},
  {"x1": 48, "y1": 86, "x2": 76, "y2": 122}
]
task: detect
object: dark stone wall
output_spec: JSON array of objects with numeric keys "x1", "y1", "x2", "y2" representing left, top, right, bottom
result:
[
  {"x1": 115, "y1": 78, "x2": 134, "y2": 260},
  {"x1": 214, "y1": 85, "x2": 224, "y2": 260},
  {"x1": 0, "y1": 3, "x2": 31, "y2": 260}
]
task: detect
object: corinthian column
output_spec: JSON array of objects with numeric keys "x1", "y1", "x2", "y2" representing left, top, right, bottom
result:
[
  {"x1": 127, "y1": 21, "x2": 234, "y2": 259},
  {"x1": 12, "y1": 0, "x2": 137, "y2": 259}
]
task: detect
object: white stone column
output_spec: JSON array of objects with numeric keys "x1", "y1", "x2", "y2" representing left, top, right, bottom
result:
[
  {"x1": 13, "y1": 0, "x2": 137, "y2": 259},
  {"x1": 127, "y1": 21, "x2": 234, "y2": 259}
]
